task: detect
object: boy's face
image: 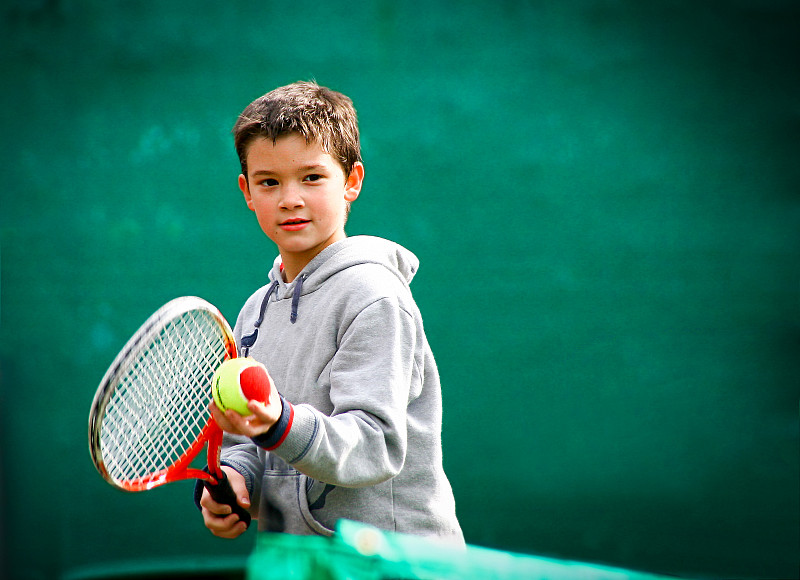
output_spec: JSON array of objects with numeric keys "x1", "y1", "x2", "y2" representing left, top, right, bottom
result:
[{"x1": 239, "y1": 134, "x2": 363, "y2": 279}]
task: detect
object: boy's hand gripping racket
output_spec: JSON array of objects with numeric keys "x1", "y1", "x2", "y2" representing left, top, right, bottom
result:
[{"x1": 88, "y1": 296, "x2": 251, "y2": 528}]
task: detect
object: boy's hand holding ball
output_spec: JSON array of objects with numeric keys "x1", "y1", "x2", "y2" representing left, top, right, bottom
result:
[
  {"x1": 211, "y1": 357, "x2": 280, "y2": 436},
  {"x1": 212, "y1": 357, "x2": 272, "y2": 414}
]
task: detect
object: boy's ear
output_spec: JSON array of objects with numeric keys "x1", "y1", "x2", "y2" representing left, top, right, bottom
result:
[
  {"x1": 344, "y1": 162, "x2": 364, "y2": 203},
  {"x1": 239, "y1": 174, "x2": 255, "y2": 211}
]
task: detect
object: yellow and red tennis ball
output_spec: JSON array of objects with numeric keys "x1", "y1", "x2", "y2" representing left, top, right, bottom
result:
[{"x1": 212, "y1": 357, "x2": 272, "y2": 415}]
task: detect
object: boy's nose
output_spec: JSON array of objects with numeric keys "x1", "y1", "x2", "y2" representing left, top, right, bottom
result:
[{"x1": 279, "y1": 185, "x2": 304, "y2": 209}]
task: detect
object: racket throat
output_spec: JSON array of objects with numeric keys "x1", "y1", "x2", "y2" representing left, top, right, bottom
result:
[{"x1": 205, "y1": 420, "x2": 226, "y2": 481}]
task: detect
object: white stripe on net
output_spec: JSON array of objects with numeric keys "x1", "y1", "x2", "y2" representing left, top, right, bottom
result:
[{"x1": 100, "y1": 310, "x2": 229, "y2": 483}]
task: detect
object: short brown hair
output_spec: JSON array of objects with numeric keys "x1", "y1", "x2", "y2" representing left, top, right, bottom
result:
[{"x1": 233, "y1": 81, "x2": 361, "y2": 178}]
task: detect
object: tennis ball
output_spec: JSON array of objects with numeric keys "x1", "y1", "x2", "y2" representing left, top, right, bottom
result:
[{"x1": 212, "y1": 357, "x2": 272, "y2": 416}]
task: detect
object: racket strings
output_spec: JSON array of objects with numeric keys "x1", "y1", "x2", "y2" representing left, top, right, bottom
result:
[{"x1": 100, "y1": 309, "x2": 229, "y2": 484}]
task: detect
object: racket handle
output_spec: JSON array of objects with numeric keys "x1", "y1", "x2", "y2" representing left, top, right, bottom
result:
[{"x1": 204, "y1": 470, "x2": 252, "y2": 529}]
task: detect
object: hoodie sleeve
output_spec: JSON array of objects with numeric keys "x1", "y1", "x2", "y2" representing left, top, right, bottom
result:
[
  {"x1": 218, "y1": 432, "x2": 264, "y2": 516},
  {"x1": 263, "y1": 295, "x2": 418, "y2": 488}
]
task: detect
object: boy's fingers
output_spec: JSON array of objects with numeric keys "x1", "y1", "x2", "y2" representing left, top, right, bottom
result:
[
  {"x1": 224, "y1": 408, "x2": 276, "y2": 438},
  {"x1": 199, "y1": 489, "x2": 232, "y2": 515},
  {"x1": 203, "y1": 510, "x2": 245, "y2": 538},
  {"x1": 212, "y1": 398, "x2": 278, "y2": 438},
  {"x1": 224, "y1": 409, "x2": 258, "y2": 434},
  {"x1": 210, "y1": 402, "x2": 235, "y2": 430},
  {"x1": 222, "y1": 467, "x2": 251, "y2": 509},
  {"x1": 225, "y1": 409, "x2": 250, "y2": 424},
  {"x1": 210, "y1": 402, "x2": 255, "y2": 436},
  {"x1": 247, "y1": 397, "x2": 282, "y2": 426},
  {"x1": 247, "y1": 400, "x2": 268, "y2": 417}
]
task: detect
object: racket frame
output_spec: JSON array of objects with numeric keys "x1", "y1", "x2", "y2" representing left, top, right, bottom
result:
[{"x1": 88, "y1": 296, "x2": 237, "y2": 492}]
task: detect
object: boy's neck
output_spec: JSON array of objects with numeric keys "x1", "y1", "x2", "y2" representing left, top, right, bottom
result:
[
  {"x1": 282, "y1": 265, "x2": 300, "y2": 283},
  {"x1": 280, "y1": 252, "x2": 315, "y2": 283},
  {"x1": 279, "y1": 233, "x2": 348, "y2": 283},
  {"x1": 278, "y1": 258, "x2": 298, "y2": 283}
]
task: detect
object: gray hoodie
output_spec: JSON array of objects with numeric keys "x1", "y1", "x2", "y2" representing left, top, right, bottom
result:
[{"x1": 221, "y1": 236, "x2": 464, "y2": 542}]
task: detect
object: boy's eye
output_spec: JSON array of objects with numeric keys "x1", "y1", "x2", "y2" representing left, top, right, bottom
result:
[
  {"x1": 261, "y1": 178, "x2": 279, "y2": 187},
  {"x1": 304, "y1": 174, "x2": 323, "y2": 182}
]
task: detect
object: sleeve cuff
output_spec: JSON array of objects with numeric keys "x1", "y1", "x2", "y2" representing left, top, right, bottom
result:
[{"x1": 251, "y1": 394, "x2": 294, "y2": 451}]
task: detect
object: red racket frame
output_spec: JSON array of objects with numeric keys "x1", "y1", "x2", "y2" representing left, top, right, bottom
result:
[{"x1": 88, "y1": 297, "x2": 249, "y2": 526}]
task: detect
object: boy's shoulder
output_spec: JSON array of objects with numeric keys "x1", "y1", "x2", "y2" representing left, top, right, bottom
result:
[
  {"x1": 334, "y1": 260, "x2": 409, "y2": 299},
  {"x1": 314, "y1": 236, "x2": 418, "y2": 285},
  {"x1": 309, "y1": 236, "x2": 418, "y2": 298}
]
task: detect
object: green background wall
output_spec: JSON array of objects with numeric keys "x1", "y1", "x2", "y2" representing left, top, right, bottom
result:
[{"x1": 1, "y1": 1, "x2": 797, "y2": 579}]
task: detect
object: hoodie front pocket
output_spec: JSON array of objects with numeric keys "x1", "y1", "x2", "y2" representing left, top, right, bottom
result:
[{"x1": 260, "y1": 466, "x2": 334, "y2": 536}]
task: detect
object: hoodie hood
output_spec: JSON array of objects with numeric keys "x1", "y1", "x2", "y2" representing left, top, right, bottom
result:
[
  {"x1": 269, "y1": 236, "x2": 419, "y2": 299},
  {"x1": 240, "y1": 237, "x2": 420, "y2": 353}
]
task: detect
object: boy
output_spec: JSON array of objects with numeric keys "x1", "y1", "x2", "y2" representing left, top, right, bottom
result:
[{"x1": 197, "y1": 81, "x2": 463, "y2": 544}]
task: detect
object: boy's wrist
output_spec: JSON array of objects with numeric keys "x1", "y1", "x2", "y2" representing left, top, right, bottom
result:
[{"x1": 251, "y1": 394, "x2": 294, "y2": 450}]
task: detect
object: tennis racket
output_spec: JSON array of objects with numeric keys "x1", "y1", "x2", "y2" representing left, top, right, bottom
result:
[{"x1": 88, "y1": 296, "x2": 251, "y2": 528}]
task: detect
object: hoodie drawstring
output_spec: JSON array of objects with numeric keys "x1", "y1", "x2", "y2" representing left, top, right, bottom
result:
[
  {"x1": 241, "y1": 280, "x2": 279, "y2": 357},
  {"x1": 240, "y1": 274, "x2": 306, "y2": 355},
  {"x1": 290, "y1": 274, "x2": 306, "y2": 324}
]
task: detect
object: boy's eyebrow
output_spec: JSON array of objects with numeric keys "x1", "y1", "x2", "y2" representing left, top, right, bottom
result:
[
  {"x1": 296, "y1": 164, "x2": 328, "y2": 173},
  {"x1": 251, "y1": 164, "x2": 328, "y2": 176}
]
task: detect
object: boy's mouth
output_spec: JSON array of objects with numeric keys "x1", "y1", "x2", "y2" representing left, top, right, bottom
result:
[{"x1": 280, "y1": 218, "x2": 311, "y2": 231}]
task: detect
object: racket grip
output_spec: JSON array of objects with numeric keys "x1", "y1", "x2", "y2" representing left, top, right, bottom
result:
[{"x1": 204, "y1": 470, "x2": 252, "y2": 529}]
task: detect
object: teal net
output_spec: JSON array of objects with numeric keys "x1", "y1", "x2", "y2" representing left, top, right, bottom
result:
[{"x1": 247, "y1": 520, "x2": 683, "y2": 580}]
